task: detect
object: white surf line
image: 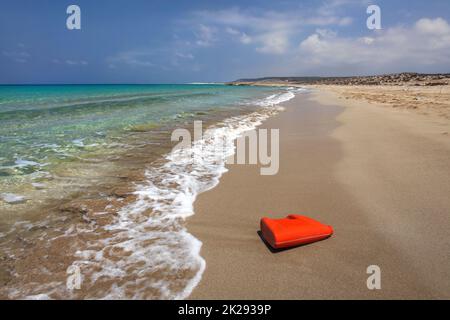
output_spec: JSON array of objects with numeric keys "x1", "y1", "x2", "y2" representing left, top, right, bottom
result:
[{"x1": 37, "y1": 89, "x2": 300, "y2": 300}]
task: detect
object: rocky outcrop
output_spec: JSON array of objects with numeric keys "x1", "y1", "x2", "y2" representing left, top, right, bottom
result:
[{"x1": 228, "y1": 73, "x2": 450, "y2": 87}]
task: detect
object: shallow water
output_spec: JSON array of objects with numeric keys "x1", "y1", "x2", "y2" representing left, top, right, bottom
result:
[
  {"x1": 0, "y1": 85, "x2": 273, "y2": 200},
  {"x1": 0, "y1": 84, "x2": 301, "y2": 299}
]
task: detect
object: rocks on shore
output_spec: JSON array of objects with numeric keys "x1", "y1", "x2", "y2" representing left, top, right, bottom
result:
[
  {"x1": 0, "y1": 193, "x2": 27, "y2": 205},
  {"x1": 314, "y1": 73, "x2": 450, "y2": 86},
  {"x1": 228, "y1": 73, "x2": 450, "y2": 87}
]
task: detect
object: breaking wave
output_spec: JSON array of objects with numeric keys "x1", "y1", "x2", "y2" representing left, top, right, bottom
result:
[{"x1": 25, "y1": 88, "x2": 299, "y2": 299}]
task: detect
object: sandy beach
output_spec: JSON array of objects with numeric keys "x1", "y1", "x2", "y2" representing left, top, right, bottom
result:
[
  {"x1": 308, "y1": 84, "x2": 450, "y2": 120},
  {"x1": 189, "y1": 88, "x2": 450, "y2": 299},
  {"x1": 4, "y1": 0, "x2": 450, "y2": 304}
]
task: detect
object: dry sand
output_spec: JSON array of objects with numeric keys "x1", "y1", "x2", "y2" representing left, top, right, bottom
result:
[
  {"x1": 188, "y1": 89, "x2": 450, "y2": 299},
  {"x1": 308, "y1": 84, "x2": 450, "y2": 120}
]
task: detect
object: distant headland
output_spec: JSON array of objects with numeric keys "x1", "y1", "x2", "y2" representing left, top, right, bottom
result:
[{"x1": 228, "y1": 73, "x2": 450, "y2": 87}]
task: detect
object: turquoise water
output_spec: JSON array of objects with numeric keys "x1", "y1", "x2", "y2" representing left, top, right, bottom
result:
[{"x1": 0, "y1": 84, "x2": 276, "y2": 190}]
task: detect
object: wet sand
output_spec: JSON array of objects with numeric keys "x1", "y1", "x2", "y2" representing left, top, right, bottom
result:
[{"x1": 188, "y1": 91, "x2": 450, "y2": 299}]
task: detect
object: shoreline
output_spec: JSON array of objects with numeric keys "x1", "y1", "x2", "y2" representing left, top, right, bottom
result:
[
  {"x1": 2, "y1": 84, "x2": 449, "y2": 299},
  {"x1": 229, "y1": 81, "x2": 450, "y2": 121},
  {"x1": 0, "y1": 87, "x2": 294, "y2": 299},
  {"x1": 188, "y1": 90, "x2": 450, "y2": 299}
]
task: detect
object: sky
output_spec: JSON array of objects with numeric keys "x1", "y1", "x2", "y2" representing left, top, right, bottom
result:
[{"x1": 1, "y1": 0, "x2": 450, "y2": 84}]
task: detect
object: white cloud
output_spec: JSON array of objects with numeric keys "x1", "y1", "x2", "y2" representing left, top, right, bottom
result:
[
  {"x1": 339, "y1": 17, "x2": 353, "y2": 26},
  {"x1": 415, "y1": 17, "x2": 450, "y2": 35},
  {"x1": 52, "y1": 58, "x2": 88, "y2": 66},
  {"x1": 107, "y1": 46, "x2": 198, "y2": 71},
  {"x1": 240, "y1": 33, "x2": 252, "y2": 44},
  {"x1": 227, "y1": 24, "x2": 289, "y2": 54},
  {"x1": 188, "y1": 5, "x2": 353, "y2": 55},
  {"x1": 225, "y1": 27, "x2": 240, "y2": 35},
  {"x1": 2, "y1": 50, "x2": 30, "y2": 63},
  {"x1": 226, "y1": 27, "x2": 252, "y2": 44},
  {"x1": 65, "y1": 59, "x2": 88, "y2": 66},
  {"x1": 361, "y1": 37, "x2": 375, "y2": 45},
  {"x1": 297, "y1": 18, "x2": 450, "y2": 74},
  {"x1": 175, "y1": 52, "x2": 194, "y2": 60},
  {"x1": 317, "y1": 0, "x2": 368, "y2": 16},
  {"x1": 107, "y1": 50, "x2": 155, "y2": 68},
  {"x1": 306, "y1": 15, "x2": 353, "y2": 26},
  {"x1": 195, "y1": 24, "x2": 217, "y2": 47},
  {"x1": 255, "y1": 31, "x2": 290, "y2": 54}
]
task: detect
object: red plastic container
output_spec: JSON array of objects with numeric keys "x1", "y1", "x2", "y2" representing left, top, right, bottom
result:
[{"x1": 260, "y1": 215, "x2": 333, "y2": 249}]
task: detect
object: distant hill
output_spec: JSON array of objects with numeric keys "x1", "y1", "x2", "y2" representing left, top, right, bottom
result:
[
  {"x1": 233, "y1": 76, "x2": 326, "y2": 83},
  {"x1": 228, "y1": 73, "x2": 450, "y2": 86}
]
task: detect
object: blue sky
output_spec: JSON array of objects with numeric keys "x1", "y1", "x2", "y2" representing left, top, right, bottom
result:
[{"x1": 1, "y1": 0, "x2": 450, "y2": 84}]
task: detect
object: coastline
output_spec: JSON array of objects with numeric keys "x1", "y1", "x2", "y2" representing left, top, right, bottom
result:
[
  {"x1": 2, "y1": 84, "x2": 449, "y2": 299},
  {"x1": 188, "y1": 90, "x2": 450, "y2": 299},
  {"x1": 0, "y1": 86, "x2": 294, "y2": 299}
]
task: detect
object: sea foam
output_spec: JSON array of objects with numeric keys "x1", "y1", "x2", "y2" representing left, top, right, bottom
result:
[{"x1": 53, "y1": 88, "x2": 298, "y2": 299}]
